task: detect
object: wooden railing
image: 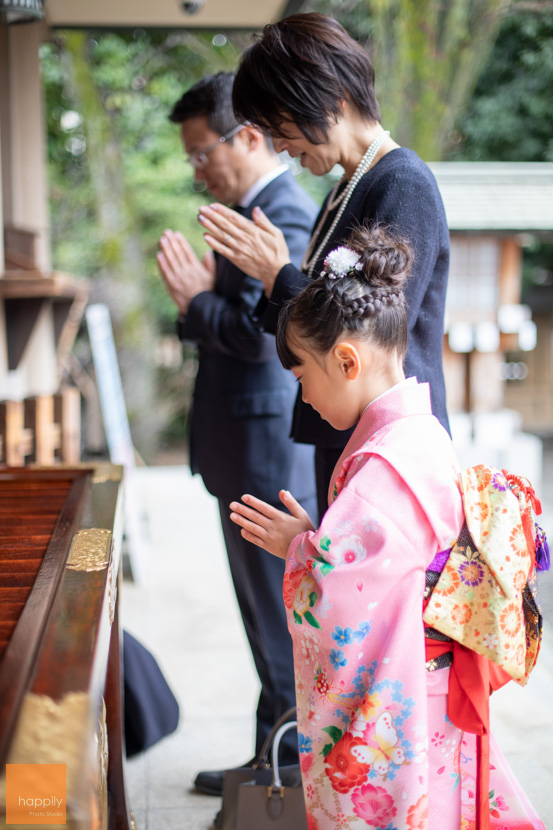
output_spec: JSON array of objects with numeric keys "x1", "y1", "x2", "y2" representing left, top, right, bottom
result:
[{"x1": 0, "y1": 464, "x2": 132, "y2": 830}]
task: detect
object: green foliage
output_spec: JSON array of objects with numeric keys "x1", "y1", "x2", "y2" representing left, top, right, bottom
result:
[
  {"x1": 449, "y1": 8, "x2": 553, "y2": 296},
  {"x1": 521, "y1": 240, "x2": 553, "y2": 298},
  {"x1": 450, "y1": 8, "x2": 553, "y2": 161}
]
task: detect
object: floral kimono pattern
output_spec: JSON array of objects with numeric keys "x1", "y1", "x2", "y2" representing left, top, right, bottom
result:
[{"x1": 284, "y1": 379, "x2": 544, "y2": 830}]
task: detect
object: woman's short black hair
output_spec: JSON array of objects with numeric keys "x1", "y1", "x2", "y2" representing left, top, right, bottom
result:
[
  {"x1": 232, "y1": 13, "x2": 381, "y2": 144},
  {"x1": 276, "y1": 225, "x2": 412, "y2": 369}
]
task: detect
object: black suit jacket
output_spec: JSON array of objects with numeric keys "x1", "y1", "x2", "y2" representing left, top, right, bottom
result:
[{"x1": 178, "y1": 169, "x2": 319, "y2": 502}]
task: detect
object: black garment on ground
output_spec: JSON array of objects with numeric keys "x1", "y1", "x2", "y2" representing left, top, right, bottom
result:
[{"x1": 124, "y1": 630, "x2": 180, "y2": 758}]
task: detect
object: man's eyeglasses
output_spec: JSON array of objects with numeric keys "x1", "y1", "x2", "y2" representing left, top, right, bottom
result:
[{"x1": 187, "y1": 124, "x2": 246, "y2": 169}]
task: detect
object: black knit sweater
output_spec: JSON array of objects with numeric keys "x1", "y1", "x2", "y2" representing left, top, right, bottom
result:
[{"x1": 256, "y1": 147, "x2": 450, "y2": 448}]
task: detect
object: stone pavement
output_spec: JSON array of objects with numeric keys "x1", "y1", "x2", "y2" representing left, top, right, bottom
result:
[{"x1": 122, "y1": 465, "x2": 553, "y2": 830}]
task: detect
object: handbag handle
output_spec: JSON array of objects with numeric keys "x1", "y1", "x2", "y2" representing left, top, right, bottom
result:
[
  {"x1": 271, "y1": 722, "x2": 298, "y2": 788},
  {"x1": 252, "y1": 706, "x2": 297, "y2": 769}
]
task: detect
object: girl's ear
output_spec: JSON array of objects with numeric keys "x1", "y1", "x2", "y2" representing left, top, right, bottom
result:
[{"x1": 333, "y1": 342, "x2": 361, "y2": 380}]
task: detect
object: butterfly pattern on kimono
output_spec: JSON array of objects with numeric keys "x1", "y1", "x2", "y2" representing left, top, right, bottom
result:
[{"x1": 350, "y1": 711, "x2": 408, "y2": 779}]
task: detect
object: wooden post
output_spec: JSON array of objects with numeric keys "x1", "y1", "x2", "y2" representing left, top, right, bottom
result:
[
  {"x1": 25, "y1": 395, "x2": 55, "y2": 464},
  {"x1": 55, "y1": 386, "x2": 81, "y2": 463},
  {"x1": 0, "y1": 400, "x2": 28, "y2": 465},
  {"x1": 498, "y1": 238, "x2": 522, "y2": 306}
]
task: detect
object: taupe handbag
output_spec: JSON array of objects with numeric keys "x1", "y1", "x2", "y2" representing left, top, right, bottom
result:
[{"x1": 220, "y1": 708, "x2": 307, "y2": 830}]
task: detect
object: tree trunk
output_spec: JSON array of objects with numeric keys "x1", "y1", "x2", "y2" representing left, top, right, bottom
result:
[{"x1": 371, "y1": 0, "x2": 510, "y2": 159}]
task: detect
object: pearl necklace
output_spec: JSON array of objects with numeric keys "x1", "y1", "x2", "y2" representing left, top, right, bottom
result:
[{"x1": 301, "y1": 130, "x2": 390, "y2": 277}]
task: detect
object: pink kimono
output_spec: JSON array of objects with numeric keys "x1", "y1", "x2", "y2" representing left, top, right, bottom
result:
[{"x1": 285, "y1": 379, "x2": 543, "y2": 830}]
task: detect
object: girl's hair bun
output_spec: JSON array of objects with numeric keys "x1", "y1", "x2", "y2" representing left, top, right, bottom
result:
[{"x1": 347, "y1": 224, "x2": 413, "y2": 291}]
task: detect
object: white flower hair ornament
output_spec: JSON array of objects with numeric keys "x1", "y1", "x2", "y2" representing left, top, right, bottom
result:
[{"x1": 321, "y1": 246, "x2": 363, "y2": 280}]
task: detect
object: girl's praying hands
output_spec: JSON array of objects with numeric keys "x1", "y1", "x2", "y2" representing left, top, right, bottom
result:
[{"x1": 230, "y1": 489, "x2": 315, "y2": 559}]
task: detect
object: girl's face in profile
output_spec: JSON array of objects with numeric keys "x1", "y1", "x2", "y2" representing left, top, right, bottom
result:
[
  {"x1": 288, "y1": 335, "x2": 364, "y2": 432},
  {"x1": 287, "y1": 325, "x2": 406, "y2": 431}
]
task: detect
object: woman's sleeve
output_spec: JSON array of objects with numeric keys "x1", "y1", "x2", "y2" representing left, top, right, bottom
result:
[{"x1": 253, "y1": 263, "x2": 312, "y2": 334}]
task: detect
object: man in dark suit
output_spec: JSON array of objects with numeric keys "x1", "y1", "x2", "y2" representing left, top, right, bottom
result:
[{"x1": 157, "y1": 72, "x2": 318, "y2": 795}]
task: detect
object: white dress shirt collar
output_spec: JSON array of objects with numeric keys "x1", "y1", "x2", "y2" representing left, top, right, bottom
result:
[{"x1": 238, "y1": 164, "x2": 288, "y2": 209}]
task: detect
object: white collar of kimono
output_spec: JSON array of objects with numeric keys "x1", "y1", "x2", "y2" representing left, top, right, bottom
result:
[
  {"x1": 362, "y1": 376, "x2": 418, "y2": 415},
  {"x1": 238, "y1": 164, "x2": 288, "y2": 209}
]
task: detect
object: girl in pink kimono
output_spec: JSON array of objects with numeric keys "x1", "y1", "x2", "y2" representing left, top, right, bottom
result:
[{"x1": 229, "y1": 226, "x2": 545, "y2": 830}]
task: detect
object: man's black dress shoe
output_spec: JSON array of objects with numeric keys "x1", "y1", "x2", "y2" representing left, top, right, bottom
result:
[{"x1": 194, "y1": 758, "x2": 258, "y2": 797}]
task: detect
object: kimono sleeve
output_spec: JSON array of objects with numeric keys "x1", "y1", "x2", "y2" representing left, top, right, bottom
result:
[{"x1": 285, "y1": 452, "x2": 438, "y2": 621}]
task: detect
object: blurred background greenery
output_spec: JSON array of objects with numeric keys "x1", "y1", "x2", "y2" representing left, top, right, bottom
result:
[{"x1": 42, "y1": 1, "x2": 553, "y2": 461}]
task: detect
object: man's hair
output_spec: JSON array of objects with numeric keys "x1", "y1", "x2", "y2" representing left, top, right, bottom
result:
[
  {"x1": 169, "y1": 71, "x2": 238, "y2": 136},
  {"x1": 233, "y1": 13, "x2": 381, "y2": 144}
]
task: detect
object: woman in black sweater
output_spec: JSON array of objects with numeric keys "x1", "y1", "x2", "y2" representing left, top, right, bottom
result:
[{"x1": 198, "y1": 13, "x2": 450, "y2": 517}]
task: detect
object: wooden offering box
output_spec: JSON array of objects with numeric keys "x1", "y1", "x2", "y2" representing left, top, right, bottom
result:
[{"x1": 0, "y1": 465, "x2": 133, "y2": 830}]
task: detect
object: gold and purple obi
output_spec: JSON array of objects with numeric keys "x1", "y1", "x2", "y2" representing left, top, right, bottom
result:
[{"x1": 423, "y1": 464, "x2": 547, "y2": 685}]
